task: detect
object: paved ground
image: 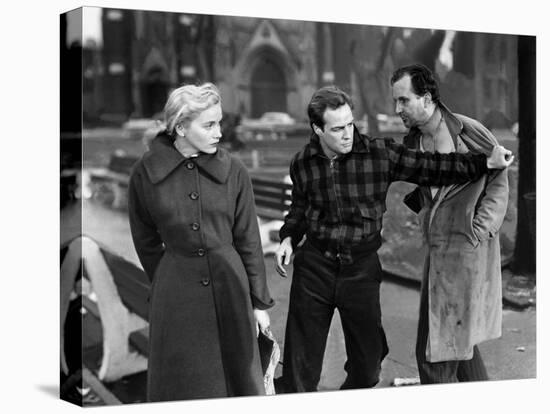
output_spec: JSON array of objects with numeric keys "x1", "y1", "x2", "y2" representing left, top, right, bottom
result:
[
  {"x1": 263, "y1": 254, "x2": 536, "y2": 390},
  {"x1": 61, "y1": 195, "x2": 536, "y2": 404}
]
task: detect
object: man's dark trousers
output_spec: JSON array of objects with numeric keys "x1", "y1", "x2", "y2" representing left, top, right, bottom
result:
[{"x1": 278, "y1": 239, "x2": 388, "y2": 392}]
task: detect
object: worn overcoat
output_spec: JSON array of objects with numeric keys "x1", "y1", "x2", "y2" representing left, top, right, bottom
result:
[
  {"x1": 404, "y1": 105, "x2": 508, "y2": 362},
  {"x1": 128, "y1": 133, "x2": 274, "y2": 401}
]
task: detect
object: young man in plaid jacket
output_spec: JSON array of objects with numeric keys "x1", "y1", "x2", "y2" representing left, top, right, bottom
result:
[{"x1": 274, "y1": 86, "x2": 513, "y2": 393}]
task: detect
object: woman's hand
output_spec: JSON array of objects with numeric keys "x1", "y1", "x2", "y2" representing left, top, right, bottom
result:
[{"x1": 253, "y1": 308, "x2": 270, "y2": 337}]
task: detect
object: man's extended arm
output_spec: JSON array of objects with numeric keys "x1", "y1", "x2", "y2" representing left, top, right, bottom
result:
[{"x1": 386, "y1": 140, "x2": 512, "y2": 186}]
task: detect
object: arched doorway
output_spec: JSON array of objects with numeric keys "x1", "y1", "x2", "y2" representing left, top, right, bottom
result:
[
  {"x1": 141, "y1": 66, "x2": 169, "y2": 118},
  {"x1": 250, "y1": 55, "x2": 287, "y2": 118},
  {"x1": 139, "y1": 48, "x2": 170, "y2": 118}
]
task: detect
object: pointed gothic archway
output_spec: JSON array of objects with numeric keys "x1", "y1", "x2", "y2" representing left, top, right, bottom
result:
[
  {"x1": 250, "y1": 53, "x2": 287, "y2": 118},
  {"x1": 139, "y1": 47, "x2": 170, "y2": 118}
]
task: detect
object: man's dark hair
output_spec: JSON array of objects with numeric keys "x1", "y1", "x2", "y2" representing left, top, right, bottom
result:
[
  {"x1": 307, "y1": 86, "x2": 354, "y2": 131},
  {"x1": 390, "y1": 63, "x2": 440, "y2": 104}
]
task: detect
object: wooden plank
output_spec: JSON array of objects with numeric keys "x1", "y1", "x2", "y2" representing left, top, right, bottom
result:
[
  {"x1": 251, "y1": 178, "x2": 292, "y2": 216},
  {"x1": 129, "y1": 327, "x2": 150, "y2": 357},
  {"x1": 253, "y1": 197, "x2": 289, "y2": 211},
  {"x1": 101, "y1": 250, "x2": 149, "y2": 287},
  {"x1": 251, "y1": 185, "x2": 290, "y2": 196},
  {"x1": 101, "y1": 250, "x2": 150, "y2": 320},
  {"x1": 252, "y1": 186, "x2": 286, "y2": 196},
  {"x1": 251, "y1": 177, "x2": 292, "y2": 191},
  {"x1": 256, "y1": 208, "x2": 285, "y2": 221},
  {"x1": 90, "y1": 169, "x2": 130, "y2": 186},
  {"x1": 253, "y1": 193, "x2": 286, "y2": 204},
  {"x1": 119, "y1": 289, "x2": 149, "y2": 321},
  {"x1": 253, "y1": 187, "x2": 289, "y2": 200}
]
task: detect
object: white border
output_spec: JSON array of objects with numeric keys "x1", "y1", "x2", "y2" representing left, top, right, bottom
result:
[{"x1": 1, "y1": 0, "x2": 545, "y2": 413}]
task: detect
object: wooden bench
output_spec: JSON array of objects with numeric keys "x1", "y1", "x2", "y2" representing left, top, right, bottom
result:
[
  {"x1": 251, "y1": 177, "x2": 292, "y2": 222},
  {"x1": 98, "y1": 247, "x2": 151, "y2": 357},
  {"x1": 250, "y1": 177, "x2": 292, "y2": 253},
  {"x1": 89, "y1": 153, "x2": 139, "y2": 209}
]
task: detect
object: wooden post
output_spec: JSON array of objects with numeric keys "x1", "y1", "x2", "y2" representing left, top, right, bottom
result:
[
  {"x1": 513, "y1": 35, "x2": 536, "y2": 276},
  {"x1": 251, "y1": 149, "x2": 260, "y2": 169}
]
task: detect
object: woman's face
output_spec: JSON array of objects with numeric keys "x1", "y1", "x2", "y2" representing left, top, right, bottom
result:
[{"x1": 180, "y1": 103, "x2": 223, "y2": 154}]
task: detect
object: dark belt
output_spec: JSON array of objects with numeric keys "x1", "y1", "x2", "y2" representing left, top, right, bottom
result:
[
  {"x1": 165, "y1": 243, "x2": 233, "y2": 257},
  {"x1": 306, "y1": 232, "x2": 382, "y2": 259}
]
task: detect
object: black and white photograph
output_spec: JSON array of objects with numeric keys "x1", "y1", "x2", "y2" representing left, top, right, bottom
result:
[{"x1": 3, "y1": 0, "x2": 547, "y2": 413}]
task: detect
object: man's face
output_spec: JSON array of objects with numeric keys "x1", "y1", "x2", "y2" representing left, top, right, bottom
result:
[
  {"x1": 391, "y1": 74, "x2": 430, "y2": 128},
  {"x1": 314, "y1": 103, "x2": 354, "y2": 158}
]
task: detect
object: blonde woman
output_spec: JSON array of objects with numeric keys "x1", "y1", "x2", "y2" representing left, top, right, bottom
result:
[{"x1": 128, "y1": 83, "x2": 273, "y2": 401}]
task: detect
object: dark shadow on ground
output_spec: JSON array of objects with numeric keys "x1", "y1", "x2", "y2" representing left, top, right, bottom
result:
[{"x1": 382, "y1": 271, "x2": 421, "y2": 290}]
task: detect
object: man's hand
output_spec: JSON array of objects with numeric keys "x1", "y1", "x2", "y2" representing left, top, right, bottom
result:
[
  {"x1": 253, "y1": 308, "x2": 270, "y2": 337},
  {"x1": 487, "y1": 145, "x2": 514, "y2": 169},
  {"x1": 275, "y1": 237, "x2": 293, "y2": 277}
]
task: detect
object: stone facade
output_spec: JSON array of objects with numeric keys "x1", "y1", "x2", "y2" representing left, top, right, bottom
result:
[{"x1": 79, "y1": 7, "x2": 519, "y2": 127}]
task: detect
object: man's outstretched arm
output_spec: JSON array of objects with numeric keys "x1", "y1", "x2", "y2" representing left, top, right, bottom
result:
[{"x1": 386, "y1": 140, "x2": 513, "y2": 186}]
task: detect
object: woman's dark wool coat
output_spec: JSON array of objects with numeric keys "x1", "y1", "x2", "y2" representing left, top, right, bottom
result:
[{"x1": 128, "y1": 134, "x2": 274, "y2": 401}]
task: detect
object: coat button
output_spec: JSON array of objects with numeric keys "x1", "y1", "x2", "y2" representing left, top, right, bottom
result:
[
  {"x1": 186, "y1": 162, "x2": 195, "y2": 170},
  {"x1": 197, "y1": 248, "x2": 205, "y2": 256},
  {"x1": 189, "y1": 191, "x2": 199, "y2": 200},
  {"x1": 201, "y1": 278, "x2": 210, "y2": 286},
  {"x1": 191, "y1": 222, "x2": 200, "y2": 231}
]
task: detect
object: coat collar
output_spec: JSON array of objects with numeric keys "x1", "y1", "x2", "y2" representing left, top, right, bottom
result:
[
  {"x1": 439, "y1": 102, "x2": 463, "y2": 147},
  {"x1": 405, "y1": 102, "x2": 462, "y2": 149},
  {"x1": 403, "y1": 102, "x2": 497, "y2": 156},
  {"x1": 143, "y1": 133, "x2": 231, "y2": 184},
  {"x1": 307, "y1": 126, "x2": 369, "y2": 159}
]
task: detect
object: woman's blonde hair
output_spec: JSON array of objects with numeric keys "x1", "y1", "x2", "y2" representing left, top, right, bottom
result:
[{"x1": 164, "y1": 82, "x2": 221, "y2": 136}]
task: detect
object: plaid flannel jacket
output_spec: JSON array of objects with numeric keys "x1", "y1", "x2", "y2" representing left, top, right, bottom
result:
[{"x1": 279, "y1": 127, "x2": 488, "y2": 263}]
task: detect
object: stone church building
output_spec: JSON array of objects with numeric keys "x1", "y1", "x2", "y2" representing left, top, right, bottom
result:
[{"x1": 70, "y1": 7, "x2": 518, "y2": 131}]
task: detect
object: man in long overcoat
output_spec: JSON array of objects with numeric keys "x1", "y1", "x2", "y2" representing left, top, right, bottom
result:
[{"x1": 392, "y1": 63, "x2": 509, "y2": 383}]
